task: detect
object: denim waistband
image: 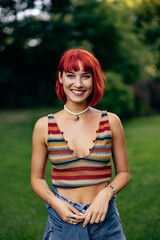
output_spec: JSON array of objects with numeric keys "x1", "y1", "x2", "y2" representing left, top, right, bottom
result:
[{"x1": 52, "y1": 187, "x2": 91, "y2": 214}]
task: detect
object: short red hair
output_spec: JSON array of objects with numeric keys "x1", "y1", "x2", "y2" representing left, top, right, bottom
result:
[{"x1": 56, "y1": 48, "x2": 106, "y2": 106}]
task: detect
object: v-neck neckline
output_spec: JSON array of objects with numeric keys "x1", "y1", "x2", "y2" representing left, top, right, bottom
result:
[{"x1": 53, "y1": 111, "x2": 104, "y2": 159}]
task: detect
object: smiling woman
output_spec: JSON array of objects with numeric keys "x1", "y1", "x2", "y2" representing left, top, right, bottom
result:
[{"x1": 31, "y1": 48, "x2": 130, "y2": 240}]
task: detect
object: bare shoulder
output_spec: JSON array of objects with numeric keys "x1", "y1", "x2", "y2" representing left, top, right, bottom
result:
[
  {"x1": 107, "y1": 112, "x2": 121, "y2": 125},
  {"x1": 33, "y1": 116, "x2": 48, "y2": 139},
  {"x1": 107, "y1": 112, "x2": 124, "y2": 136},
  {"x1": 34, "y1": 116, "x2": 48, "y2": 130}
]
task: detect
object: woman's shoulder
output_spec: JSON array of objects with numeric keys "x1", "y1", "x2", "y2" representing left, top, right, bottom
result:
[
  {"x1": 106, "y1": 112, "x2": 123, "y2": 133},
  {"x1": 107, "y1": 112, "x2": 121, "y2": 123},
  {"x1": 35, "y1": 115, "x2": 48, "y2": 125},
  {"x1": 33, "y1": 116, "x2": 48, "y2": 133}
]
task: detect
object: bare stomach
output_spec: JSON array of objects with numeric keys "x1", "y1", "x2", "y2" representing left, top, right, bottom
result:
[{"x1": 57, "y1": 181, "x2": 108, "y2": 204}]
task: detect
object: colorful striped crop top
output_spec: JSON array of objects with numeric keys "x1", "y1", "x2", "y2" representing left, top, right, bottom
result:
[{"x1": 47, "y1": 111, "x2": 112, "y2": 188}]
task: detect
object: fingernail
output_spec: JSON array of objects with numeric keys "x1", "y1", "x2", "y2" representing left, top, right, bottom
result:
[
  {"x1": 83, "y1": 224, "x2": 85, "y2": 227},
  {"x1": 80, "y1": 213, "x2": 84, "y2": 215}
]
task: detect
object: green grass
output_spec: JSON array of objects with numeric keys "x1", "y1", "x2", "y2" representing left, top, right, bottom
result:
[{"x1": 0, "y1": 109, "x2": 160, "y2": 240}]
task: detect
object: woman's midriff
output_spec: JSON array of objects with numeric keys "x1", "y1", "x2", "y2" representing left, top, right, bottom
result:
[{"x1": 57, "y1": 181, "x2": 108, "y2": 204}]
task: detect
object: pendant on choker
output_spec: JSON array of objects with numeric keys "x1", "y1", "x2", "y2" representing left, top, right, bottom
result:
[
  {"x1": 75, "y1": 115, "x2": 79, "y2": 121},
  {"x1": 64, "y1": 105, "x2": 90, "y2": 121}
]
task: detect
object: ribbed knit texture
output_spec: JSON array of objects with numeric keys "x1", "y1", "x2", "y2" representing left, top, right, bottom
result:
[{"x1": 47, "y1": 111, "x2": 112, "y2": 188}]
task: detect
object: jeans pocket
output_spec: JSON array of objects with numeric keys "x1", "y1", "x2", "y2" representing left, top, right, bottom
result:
[
  {"x1": 43, "y1": 222, "x2": 53, "y2": 240},
  {"x1": 109, "y1": 199, "x2": 121, "y2": 223},
  {"x1": 43, "y1": 205, "x2": 64, "y2": 240},
  {"x1": 47, "y1": 203, "x2": 63, "y2": 232}
]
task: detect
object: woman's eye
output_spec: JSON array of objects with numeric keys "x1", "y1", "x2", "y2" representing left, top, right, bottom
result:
[
  {"x1": 83, "y1": 75, "x2": 91, "y2": 79},
  {"x1": 67, "y1": 74, "x2": 74, "y2": 78}
]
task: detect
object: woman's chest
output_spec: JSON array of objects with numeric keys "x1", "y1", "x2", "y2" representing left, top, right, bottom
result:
[
  {"x1": 61, "y1": 120, "x2": 99, "y2": 158},
  {"x1": 48, "y1": 111, "x2": 112, "y2": 161}
]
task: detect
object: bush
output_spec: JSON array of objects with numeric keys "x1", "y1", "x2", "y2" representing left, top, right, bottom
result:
[
  {"x1": 98, "y1": 71, "x2": 134, "y2": 119},
  {"x1": 134, "y1": 76, "x2": 160, "y2": 115}
]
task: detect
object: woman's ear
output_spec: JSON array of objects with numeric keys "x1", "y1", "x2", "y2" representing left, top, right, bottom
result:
[{"x1": 58, "y1": 72, "x2": 63, "y2": 84}]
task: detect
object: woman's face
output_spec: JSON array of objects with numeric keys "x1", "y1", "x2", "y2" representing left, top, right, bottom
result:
[{"x1": 59, "y1": 61, "x2": 93, "y2": 105}]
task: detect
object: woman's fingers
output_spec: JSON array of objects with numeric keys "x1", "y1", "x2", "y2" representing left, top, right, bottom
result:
[
  {"x1": 100, "y1": 213, "x2": 106, "y2": 222},
  {"x1": 68, "y1": 203, "x2": 84, "y2": 217},
  {"x1": 67, "y1": 213, "x2": 85, "y2": 225},
  {"x1": 64, "y1": 203, "x2": 85, "y2": 225},
  {"x1": 83, "y1": 207, "x2": 108, "y2": 226},
  {"x1": 89, "y1": 211, "x2": 103, "y2": 224},
  {"x1": 95, "y1": 214, "x2": 102, "y2": 223},
  {"x1": 68, "y1": 204, "x2": 85, "y2": 221},
  {"x1": 69, "y1": 213, "x2": 84, "y2": 221},
  {"x1": 69, "y1": 214, "x2": 84, "y2": 225},
  {"x1": 56, "y1": 200, "x2": 85, "y2": 224},
  {"x1": 91, "y1": 210, "x2": 107, "y2": 223},
  {"x1": 83, "y1": 212, "x2": 92, "y2": 227}
]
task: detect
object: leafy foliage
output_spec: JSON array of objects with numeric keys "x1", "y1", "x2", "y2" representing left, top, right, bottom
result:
[
  {"x1": 98, "y1": 72, "x2": 134, "y2": 118},
  {"x1": 0, "y1": 0, "x2": 159, "y2": 117}
]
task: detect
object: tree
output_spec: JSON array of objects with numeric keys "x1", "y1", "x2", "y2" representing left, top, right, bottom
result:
[
  {"x1": 132, "y1": 0, "x2": 160, "y2": 113},
  {"x1": 0, "y1": 0, "x2": 157, "y2": 115}
]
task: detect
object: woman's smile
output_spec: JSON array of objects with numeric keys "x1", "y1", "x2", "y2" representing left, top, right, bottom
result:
[{"x1": 71, "y1": 89, "x2": 86, "y2": 96}]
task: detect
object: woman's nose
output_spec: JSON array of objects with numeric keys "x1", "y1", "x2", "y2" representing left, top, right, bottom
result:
[{"x1": 74, "y1": 77, "x2": 83, "y2": 87}]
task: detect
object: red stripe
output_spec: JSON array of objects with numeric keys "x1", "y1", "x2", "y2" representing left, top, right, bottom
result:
[
  {"x1": 52, "y1": 174, "x2": 111, "y2": 180},
  {"x1": 52, "y1": 166, "x2": 111, "y2": 173},
  {"x1": 48, "y1": 123, "x2": 57, "y2": 127},
  {"x1": 99, "y1": 120, "x2": 109, "y2": 125},
  {"x1": 98, "y1": 127, "x2": 110, "y2": 132},
  {"x1": 48, "y1": 130, "x2": 61, "y2": 134}
]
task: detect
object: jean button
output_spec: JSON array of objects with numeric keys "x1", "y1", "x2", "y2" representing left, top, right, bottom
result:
[{"x1": 83, "y1": 205, "x2": 88, "y2": 210}]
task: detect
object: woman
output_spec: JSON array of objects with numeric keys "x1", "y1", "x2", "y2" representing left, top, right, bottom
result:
[{"x1": 31, "y1": 48, "x2": 130, "y2": 240}]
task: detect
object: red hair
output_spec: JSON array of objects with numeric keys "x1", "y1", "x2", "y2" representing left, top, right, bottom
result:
[{"x1": 56, "y1": 48, "x2": 106, "y2": 106}]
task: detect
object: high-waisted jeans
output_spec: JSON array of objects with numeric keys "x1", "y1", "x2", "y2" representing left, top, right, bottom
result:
[{"x1": 43, "y1": 187, "x2": 126, "y2": 240}]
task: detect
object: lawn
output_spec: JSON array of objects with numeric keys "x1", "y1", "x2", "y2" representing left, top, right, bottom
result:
[{"x1": 0, "y1": 108, "x2": 159, "y2": 240}]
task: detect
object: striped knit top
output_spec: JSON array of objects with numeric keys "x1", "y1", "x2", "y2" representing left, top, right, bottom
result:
[{"x1": 47, "y1": 111, "x2": 112, "y2": 188}]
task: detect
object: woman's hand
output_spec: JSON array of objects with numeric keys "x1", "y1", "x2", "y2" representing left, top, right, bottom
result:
[
  {"x1": 51, "y1": 197, "x2": 85, "y2": 225},
  {"x1": 83, "y1": 188, "x2": 111, "y2": 227}
]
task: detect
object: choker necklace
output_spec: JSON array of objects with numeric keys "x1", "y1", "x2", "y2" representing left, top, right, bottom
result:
[{"x1": 64, "y1": 105, "x2": 90, "y2": 121}]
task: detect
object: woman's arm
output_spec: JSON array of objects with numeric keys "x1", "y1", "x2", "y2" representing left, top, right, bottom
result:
[
  {"x1": 106, "y1": 112, "x2": 130, "y2": 194},
  {"x1": 83, "y1": 113, "x2": 130, "y2": 226},
  {"x1": 31, "y1": 117, "x2": 56, "y2": 203},
  {"x1": 31, "y1": 117, "x2": 85, "y2": 224}
]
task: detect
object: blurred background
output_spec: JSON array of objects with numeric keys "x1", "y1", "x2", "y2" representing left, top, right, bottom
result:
[
  {"x1": 0, "y1": 0, "x2": 160, "y2": 240},
  {"x1": 0, "y1": 0, "x2": 160, "y2": 117}
]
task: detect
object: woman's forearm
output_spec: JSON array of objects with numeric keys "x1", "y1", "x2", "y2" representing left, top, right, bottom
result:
[
  {"x1": 31, "y1": 177, "x2": 58, "y2": 206},
  {"x1": 111, "y1": 171, "x2": 130, "y2": 192},
  {"x1": 104, "y1": 171, "x2": 130, "y2": 200}
]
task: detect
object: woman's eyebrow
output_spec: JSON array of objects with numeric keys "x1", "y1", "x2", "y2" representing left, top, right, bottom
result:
[{"x1": 65, "y1": 71, "x2": 91, "y2": 74}]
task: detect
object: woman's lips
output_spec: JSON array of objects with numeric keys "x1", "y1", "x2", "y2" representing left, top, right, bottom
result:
[{"x1": 71, "y1": 90, "x2": 86, "y2": 96}]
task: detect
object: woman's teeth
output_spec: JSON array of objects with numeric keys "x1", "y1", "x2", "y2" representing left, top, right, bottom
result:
[{"x1": 72, "y1": 90, "x2": 84, "y2": 94}]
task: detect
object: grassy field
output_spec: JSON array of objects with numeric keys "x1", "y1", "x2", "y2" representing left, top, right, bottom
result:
[{"x1": 0, "y1": 108, "x2": 159, "y2": 240}]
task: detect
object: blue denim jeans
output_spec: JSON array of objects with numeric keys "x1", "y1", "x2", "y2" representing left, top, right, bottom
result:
[{"x1": 43, "y1": 187, "x2": 126, "y2": 240}]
